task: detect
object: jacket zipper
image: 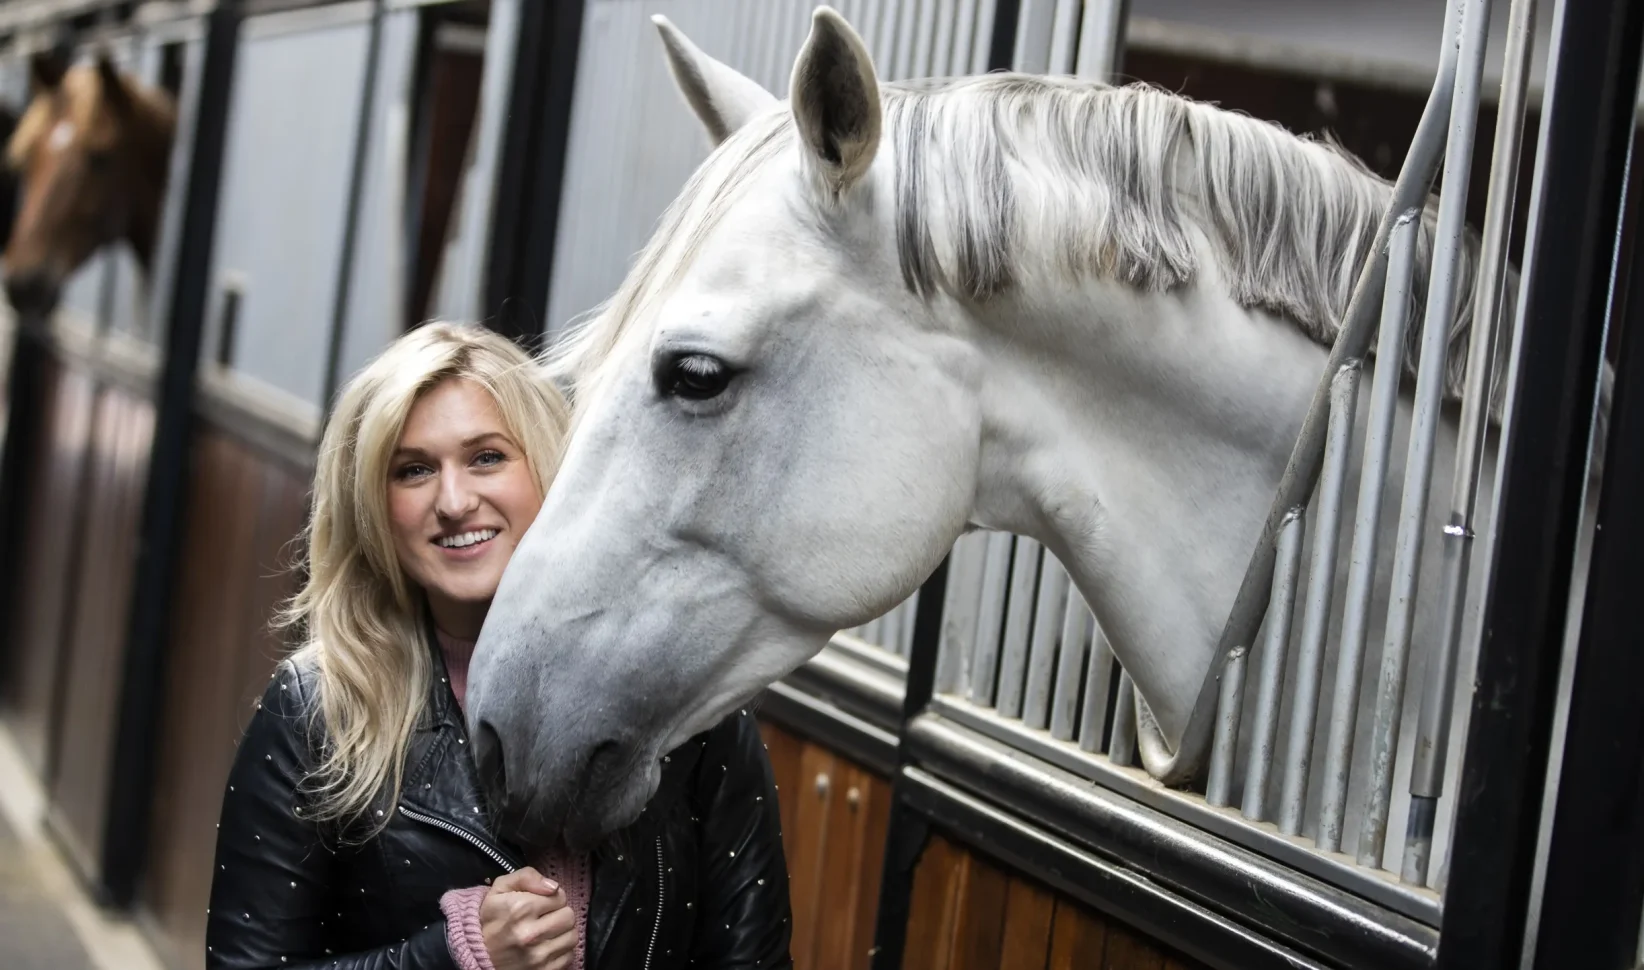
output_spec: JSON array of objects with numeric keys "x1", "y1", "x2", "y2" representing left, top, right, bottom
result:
[
  {"x1": 397, "y1": 805, "x2": 517, "y2": 872},
  {"x1": 641, "y1": 836, "x2": 664, "y2": 970}
]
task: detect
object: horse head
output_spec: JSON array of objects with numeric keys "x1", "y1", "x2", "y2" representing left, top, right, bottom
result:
[
  {"x1": 467, "y1": 8, "x2": 982, "y2": 850},
  {"x1": 3, "y1": 49, "x2": 176, "y2": 318}
]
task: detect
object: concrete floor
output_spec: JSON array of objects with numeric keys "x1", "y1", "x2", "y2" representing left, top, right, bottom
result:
[
  {"x1": 0, "y1": 810, "x2": 98, "y2": 970},
  {"x1": 0, "y1": 726, "x2": 167, "y2": 970}
]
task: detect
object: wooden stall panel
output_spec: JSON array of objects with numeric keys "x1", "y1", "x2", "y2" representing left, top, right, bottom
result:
[
  {"x1": 1, "y1": 357, "x2": 96, "y2": 777},
  {"x1": 44, "y1": 385, "x2": 155, "y2": 878},
  {"x1": 140, "y1": 425, "x2": 309, "y2": 970},
  {"x1": 758, "y1": 718, "x2": 894, "y2": 970},
  {"x1": 907, "y1": 833, "x2": 1211, "y2": 970}
]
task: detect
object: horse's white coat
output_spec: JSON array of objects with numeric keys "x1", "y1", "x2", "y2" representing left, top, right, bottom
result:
[{"x1": 464, "y1": 5, "x2": 1586, "y2": 852}]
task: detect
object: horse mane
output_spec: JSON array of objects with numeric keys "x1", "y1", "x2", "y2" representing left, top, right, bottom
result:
[
  {"x1": 7, "y1": 63, "x2": 177, "y2": 170},
  {"x1": 546, "y1": 73, "x2": 1500, "y2": 409}
]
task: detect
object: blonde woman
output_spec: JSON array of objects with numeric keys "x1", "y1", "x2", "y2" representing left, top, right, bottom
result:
[{"x1": 206, "y1": 322, "x2": 793, "y2": 970}]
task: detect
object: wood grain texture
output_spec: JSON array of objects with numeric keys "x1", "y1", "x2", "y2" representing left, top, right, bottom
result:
[
  {"x1": 999, "y1": 875, "x2": 1057, "y2": 970},
  {"x1": 46, "y1": 386, "x2": 154, "y2": 876},
  {"x1": 2, "y1": 359, "x2": 95, "y2": 778}
]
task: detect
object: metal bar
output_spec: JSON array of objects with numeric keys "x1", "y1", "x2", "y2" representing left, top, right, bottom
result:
[
  {"x1": 1046, "y1": 0, "x2": 1080, "y2": 74},
  {"x1": 995, "y1": 537, "x2": 1043, "y2": 718},
  {"x1": 1316, "y1": 215, "x2": 1422, "y2": 853},
  {"x1": 99, "y1": 0, "x2": 244, "y2": 908},
  {"x1": 1150, "y1": 0, "x2": 1465, "y2": 787},
  {"x1": 1315, "y1": 218, "x2": 1420, "y2": 854},
  {"x1": 1273, "y1": 366, "x2": 1359, "y2": 833},
  {"x1": 898, "y1": 591, "x2": 920, "y2": 657},
  {"x1": 1241, "y1": 510, "x2": 1306, "y2": 822},
  {"x1": 935, "y1": 531, "x2": 988, "y2": 695},
  {"x1": 1012, "y1": 0, "x2": 1056, "y2": 73},
  {"x1": 1078, "y1": 622, "x2": 1116, "y2": 752},
  {"x1": 484, "y1": 0, "x2": 587, "y2": 341},
  {"x1": 868, "y1": 533, "x2": 952, "y2": 970},
  {"x1": 1277, "y1": 363, "x2": 1361, "y2": 835},
  {"x1": 1021, "y1": 555, "x2": 1069, "y2": 729},
  {"x1": 1049, "y1": 587, "x2": 1092, "y2": 741},
  {"x1": 1526, "y1": 130, "x2": 1644, "y2": 970},
  {"x1": 982, "y1": 0, "x2": 1020, "y2": 74},
  {"x1": 1108, "y1": 669, "x2": 1136, "y2": 766},
  {"x1": 1073, "y1": 0, "x2": 1128, "y2": 80},
  {"x1": 1360, "y1": 0, "x2": 1495, "y2": 870},
  {"x1": 1404, "y1": 0, "x2": 1541, "y2": 890},
  {"x1": 911, "y1": 0, "x2": 938, "y2": 78},
  {"x1": 967, "y1": 531, "x2": 1013, "y2": 705},
  {"x1": 1435, "y1": 0, "x2": 1644, "y2": 957},
  {"x1": 321, "y1": 0, "x2": 386, "y2": 414},
  {"x1": 1206, "y1": 646, "x2": 1248, "y2": 808}
]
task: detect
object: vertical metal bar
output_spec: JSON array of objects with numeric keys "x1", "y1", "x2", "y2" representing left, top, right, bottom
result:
[
  {"x1": 952, "y1": 0, "x2": 980, "y2": 75},
  {"x1": 1046, "y1": 0, "x2": 1081, "y2": 74},
  {"x1": 1012, "y1": 0, "x2": 1055, "y2": 73},
  {"x1": 1206, "y1": 646, "x2": 1249, "y2": 808},
  {"x1": 929, "y1": 0, "x2": 957, "y2": 77},
  {"x1": 99, "y1": 0, "x2": 244, "y2": 908},
  {"x1": 936, "y1": 531, "x2": 988, "y2": 695},
  {"x1": 968, "y1": 531, "x2": 1013, "y2": 705},
  {"x1": 1108, "y1": 669, "x2": 1137, "y2": 766},
  {"x1": 1165, "y1": 0, "x2": 1464, "y2": 790},
  {"x1": 1021, "y1": 555, "x2": 1070, "y2": 729},
  {"x1": 1277, "y1": 363, "x2": 1361, "y2": 835},
  {"x1": 1435, "y1": 0, "x2": 1643, "y2": 957},
  {"x1": 321, "y1": 0, "x2": 386, "y2": 412},
  {"x1": 1240, "y1": 510, "x2": 1306, "y2": 822},
  {"x1": 1360, "y1": 0, "x2": 1495, "y2": 871},
  {"x1": 1405, "y1": 0, "x2": 1541, "y2": 890},
  {"x1": 898, "y1": 591, "x2": 920, "y2": 658},
  {"x1": 1050, "y1": 588, "x2": 1092, "y2": 740},
  {"x1": 911, "y1": 0, "x2": 939, "y2": 78},
  {"x1": 1526, "y1": 125, "x2": 1644, "y2": 970},
  {"x1": 1078, "y1": 621, "x2": 1116, "y2": 752},
  {"x1": 1316, "y1": 214, "x2": 1422, "y2": 854},
  {"x1": 869, "y1": 556, "x2": 949, "y2": 970},
  {"x1": 980, "y1": 0, "x2": 1020, "y2": 74},
  {"x1": 1073, "y1": 0, "x2": 1129, "y2": 80},
  {"x1": 994, "y1": 537, "x2": 1043, "y2": 718}
]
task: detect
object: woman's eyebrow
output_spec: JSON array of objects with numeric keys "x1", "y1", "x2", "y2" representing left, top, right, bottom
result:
[{"x1": 461, "y1": 431, "x2": 516, "y2": 448}]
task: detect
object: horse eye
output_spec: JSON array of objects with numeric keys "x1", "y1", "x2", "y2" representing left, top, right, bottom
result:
[{"x1": 659, "y1": 353, "x2": 732, "y2": 401}]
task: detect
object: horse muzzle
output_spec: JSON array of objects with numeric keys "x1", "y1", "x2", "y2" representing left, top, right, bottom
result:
[{"x1": 2, "y1": 267, "x2": 60, "y2": 320}]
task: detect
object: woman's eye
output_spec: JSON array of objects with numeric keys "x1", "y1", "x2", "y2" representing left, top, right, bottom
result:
[
  {"x1": 473, "y1": 450, "x2": 505, "y2": 468},
  {"x1": 393, "y1": 463, "x2": 431, "y2": 482},
  {"x1": 658, "y1": 353, "x2": 733, "y2": 401}
]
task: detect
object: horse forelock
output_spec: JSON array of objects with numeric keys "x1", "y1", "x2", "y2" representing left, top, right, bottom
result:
[{"x1": 7, "y1": 65, "x2": 175, "y2": 169}]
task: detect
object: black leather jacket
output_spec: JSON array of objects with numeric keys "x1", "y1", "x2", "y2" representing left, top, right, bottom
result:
[{"x1": 205, "y1": 646, "x2": 793, "y2": 970}]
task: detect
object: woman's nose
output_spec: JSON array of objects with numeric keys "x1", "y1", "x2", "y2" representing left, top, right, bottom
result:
[{"x1": 435, "y1": 472, "x2": 480, "y2": 519}]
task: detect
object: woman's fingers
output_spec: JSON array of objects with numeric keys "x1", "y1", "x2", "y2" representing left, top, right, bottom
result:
[
  {"x1": 491, "y1": 867, "x2": 560, "y2": 896},
  {"x1": 523, "y1": 906, "x2": 577, "y2": 960}
]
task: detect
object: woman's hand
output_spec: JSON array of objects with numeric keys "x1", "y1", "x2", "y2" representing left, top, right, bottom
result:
[{"x1": 479, "y1": 867, "x2": 578, "y2": 970}]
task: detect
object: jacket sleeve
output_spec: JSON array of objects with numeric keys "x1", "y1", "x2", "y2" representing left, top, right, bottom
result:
[
  {"x1": 688, "y1": 710, "x2": 795, "y2": 969},
  {"x1": 205, "y1": 660, "x2": 459, "y2": 970}
]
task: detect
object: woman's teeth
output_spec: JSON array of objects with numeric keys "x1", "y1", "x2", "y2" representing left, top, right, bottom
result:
[{"x1": 436, "y1": 529, "x2": 498, "y2": 549}]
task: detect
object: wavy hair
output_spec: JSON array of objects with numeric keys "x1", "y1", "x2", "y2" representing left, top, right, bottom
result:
[{"x1": 280, "y1": 321, "x2": 570, "y2": 834}]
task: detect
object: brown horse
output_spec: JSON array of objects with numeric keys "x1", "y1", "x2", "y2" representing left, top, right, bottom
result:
[{"x1": 3, "y1": 51, "x2": 176, "y2": 318}]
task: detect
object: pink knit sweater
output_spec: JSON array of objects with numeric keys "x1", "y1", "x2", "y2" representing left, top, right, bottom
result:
[{"x1": 434, "y1": 629, "x2": 590, "y2": 970}]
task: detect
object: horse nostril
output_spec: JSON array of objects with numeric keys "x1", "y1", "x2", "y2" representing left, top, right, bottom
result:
[
  {"x1": 583, "y1": 738, "x2": 627, "y2": 790},
  {"x1": 4, "y1": 271, "x2": 56, "y2": 318}
]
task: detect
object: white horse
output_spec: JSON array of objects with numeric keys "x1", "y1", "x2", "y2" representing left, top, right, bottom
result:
[{"x1": 465, "y1": 6, "x2": 1590, "y2": 852}]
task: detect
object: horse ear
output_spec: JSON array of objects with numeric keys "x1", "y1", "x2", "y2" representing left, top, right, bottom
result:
[
  {"x1": 789, "y1": 7, "x2": 881, "y2": 197},
  {"x1": 95, "y1": 52, "x2": 134, "y2": 115},
  {"x1": 29, "y1": 49, "x2": 68, "y2": 95},
  {"x1": 652, "y1": 15, "x2": 776, "y2": 145}
]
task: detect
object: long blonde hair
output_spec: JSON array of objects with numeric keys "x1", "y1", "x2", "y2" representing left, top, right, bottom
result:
[{"x1": 280, "y1": 321, "x2": 570, "y2": 832}]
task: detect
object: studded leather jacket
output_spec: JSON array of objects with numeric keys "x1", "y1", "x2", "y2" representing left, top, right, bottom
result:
[{"x1": 205, "y1": 647, "x2": 794, "y2": 970}]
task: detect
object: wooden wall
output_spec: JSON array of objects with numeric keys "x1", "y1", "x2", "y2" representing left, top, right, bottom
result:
[
  {"x1": 1, "y1": 351, "x2": 96, "y2": 776},
  {"x1": 759, "y1": 718, "x2": 894, "y2": 970},
  {"x1": 905, "y1": 833, "x2": 1208, "y2": 970},
  {"x1": 137, "y1": 420, "x2": 311, "y2": 970}
]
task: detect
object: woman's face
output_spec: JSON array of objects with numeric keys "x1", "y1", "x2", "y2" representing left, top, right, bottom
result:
[{"x1": 388, "y1": 377, "x2": 543, "y2": 636}]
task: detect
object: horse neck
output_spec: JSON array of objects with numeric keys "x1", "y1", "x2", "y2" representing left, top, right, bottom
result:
[
  {"x1": 963, "y1": 268, "x2": 1330, "y2": 748},
  {"x1": 123, "y1": 121, "x2": 173, "y2": 270}
]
